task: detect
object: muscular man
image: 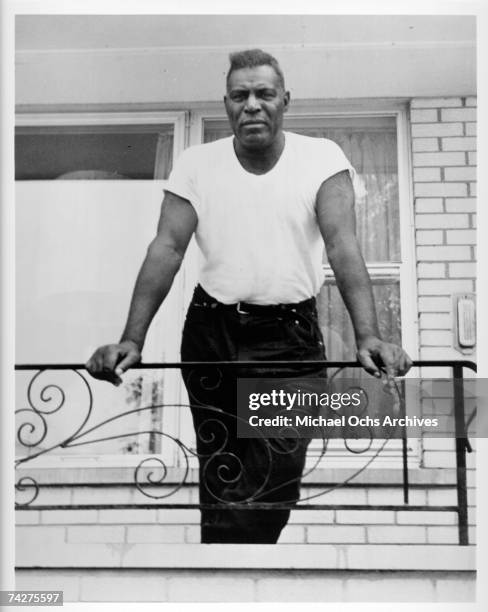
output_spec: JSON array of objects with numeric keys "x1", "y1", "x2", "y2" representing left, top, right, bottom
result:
[{"x1": 86, "y1": 49, "x2": 412, "y2": 543}]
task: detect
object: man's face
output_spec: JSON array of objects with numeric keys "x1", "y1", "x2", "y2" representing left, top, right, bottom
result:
[{"x1": 224, "y1": 65, "x2": 290, "y2": 151}]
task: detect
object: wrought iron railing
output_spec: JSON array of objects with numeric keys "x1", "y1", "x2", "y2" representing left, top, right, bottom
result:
[{"x1": 14, "y1": 360, "x2": 476, "y2": 545}]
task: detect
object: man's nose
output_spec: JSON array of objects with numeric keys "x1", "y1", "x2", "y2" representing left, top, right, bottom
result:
[{"x1": 244, "y1": 94, "x2": 261, "y2": 112}]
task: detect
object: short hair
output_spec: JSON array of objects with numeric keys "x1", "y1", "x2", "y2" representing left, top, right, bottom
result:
[{"x1": 226, "y1": 49, "x2": 285, "y2": 90}]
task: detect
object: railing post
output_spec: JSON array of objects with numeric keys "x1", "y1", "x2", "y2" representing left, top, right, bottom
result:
[
  {"x1": 453, "y1": 364, "x2": 469, "y2": 545},
  {"x1": 400, "y1": 380, "x2": 409, "y2": 504}
]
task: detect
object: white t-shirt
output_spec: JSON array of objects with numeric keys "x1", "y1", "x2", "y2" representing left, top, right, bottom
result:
[{"x1": 164, "y1": 131, "x2": 355, "y2": 305}]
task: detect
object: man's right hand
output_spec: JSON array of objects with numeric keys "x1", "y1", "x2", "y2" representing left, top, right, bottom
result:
[{"x1": 85, "y1": 340, "x2": 141, "y2": 386}]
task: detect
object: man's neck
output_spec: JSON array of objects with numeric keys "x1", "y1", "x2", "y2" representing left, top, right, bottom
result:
[{"x1": 233, "y1": 131, "x2": 286, "y2": 175}]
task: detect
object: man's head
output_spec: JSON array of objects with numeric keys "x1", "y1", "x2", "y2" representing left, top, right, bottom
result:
[
  {"x1": 224, "y1": 49, "x2": 290, "y2": 151},
  {"x1": 225, "y1": 49, "x2": 286, "y2": 91}
]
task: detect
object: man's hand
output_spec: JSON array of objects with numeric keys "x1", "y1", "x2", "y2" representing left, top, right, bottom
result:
[
  {"x1": 356, "y1": 335, "x2": 412, "y2": 383},
  {"x1": 85, "y1": 340, "x2": 141, "y2": 386}
]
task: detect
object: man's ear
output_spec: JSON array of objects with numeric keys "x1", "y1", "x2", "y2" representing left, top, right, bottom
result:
[
  {"x1": 283, "y1": 90, "x2": 291, "y2": 113},
  {"x1": 223, "y1": 94, "x2": 231, "y2": 118}
]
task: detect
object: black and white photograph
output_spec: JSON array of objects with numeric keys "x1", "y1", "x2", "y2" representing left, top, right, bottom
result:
[{"x1": 1, "y1": 3, "x2": 483, "y2": 607}]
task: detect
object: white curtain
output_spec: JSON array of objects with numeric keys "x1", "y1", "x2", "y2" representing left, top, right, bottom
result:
[
  {"x1": 295, "y1": 127, "x2": 400, "y2": 263},
  {"x1": 298, "y1": 126, "x2": 401, "y2": 359},
  {"x1": 153, "y1": 132, "x2": 175, "y2": 179}
]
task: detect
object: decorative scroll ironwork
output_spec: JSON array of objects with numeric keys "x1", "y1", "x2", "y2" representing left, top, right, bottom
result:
[
  {"x1": 14, "y1": 362, "x2": 396, "y2": 505},
  {"x1": 14, "y1": 359, "x2": 476, "y2": 546},
  {"x1": 15, "y1": 476, "x2": 40, "y2": 507},
  {"x1": 16, "y1": 368, "x2": 94, "y2": 467}
]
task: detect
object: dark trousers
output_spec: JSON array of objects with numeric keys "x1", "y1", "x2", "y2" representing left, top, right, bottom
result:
[{"x1": 181, "y1": 285, "x2": 326, "y2": 543}]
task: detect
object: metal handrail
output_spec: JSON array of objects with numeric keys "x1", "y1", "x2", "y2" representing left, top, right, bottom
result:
[{"x1": 14, "y1": 359, "x2": 476, "y2": 545}]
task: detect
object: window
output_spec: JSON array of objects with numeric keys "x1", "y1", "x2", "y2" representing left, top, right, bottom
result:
[
  {"x1": 15, "y1": 112, "x2": 187, "y2": 465},
  {"x1": 15, "y1": 112, "x2": 183, "y2": 180}
]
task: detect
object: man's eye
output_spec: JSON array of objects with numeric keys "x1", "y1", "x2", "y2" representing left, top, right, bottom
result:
[
  {"x1": 231, "y1": 93, "x2": 245, "y2": 102},
  {"x1": 261, "y1": 91, "x2": 276, "y2": 100}
]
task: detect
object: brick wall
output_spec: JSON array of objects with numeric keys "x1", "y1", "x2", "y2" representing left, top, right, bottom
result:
[
  {"x1": 410, "y1": 96, "x2": 476, "y2": 476},
  {"x1": 411, "y1": 96, "x2": 477, "y2": 364},
  {"x1": 15, "y1": 568, "x2": 475, "y2": 602},
  {"x1": 15, "y1": 481, "x2": 476, "y2": 602},
  {"x1": 15, "y1": 478, "x2": 476, "y2": 547}
]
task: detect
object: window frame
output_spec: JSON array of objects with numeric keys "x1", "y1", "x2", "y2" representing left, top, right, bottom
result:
[
  {"x1": 189, "y1": 104, "x2": 419, "y2": 365},
  {"x1": 15, "y1": 110, "x2": 188, "y2": 468},
  {"x1": 188, "y1": 103, "x2": 420, "y2": 467},
  {"x1": 16, "y1": 110, "x2": 187, "y2": 131}
]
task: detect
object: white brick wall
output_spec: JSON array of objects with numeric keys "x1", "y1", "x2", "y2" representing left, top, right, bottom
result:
[
  {"x1": 410, "y1": 97, "x2": 476, "y2": 490},
  {"x1": 15, "y1": 567, "x2": 476, "y2": 602},
  {"x1": 16, "y1": 481, "x2": 476, "y2": 548},
  {"x1": 411, "y1": 96, "x2": 477, "y2": 365}
]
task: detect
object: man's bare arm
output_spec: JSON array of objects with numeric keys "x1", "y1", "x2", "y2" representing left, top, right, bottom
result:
[
  {"x1": 316, "y1": 170, "x2": 411, "y2": 379},
  {"x1": 85, "y1": 191, "x2": 197, "y2": 385}
]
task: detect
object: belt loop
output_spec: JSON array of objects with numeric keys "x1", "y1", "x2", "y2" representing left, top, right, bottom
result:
[{"x1": 236, "y1": 302, "x2": 249, "y2": 315}]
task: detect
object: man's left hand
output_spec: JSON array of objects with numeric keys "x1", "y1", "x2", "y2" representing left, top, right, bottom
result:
[{"x1": 356, "y1": 335, "x2": 412, "y2": 383}]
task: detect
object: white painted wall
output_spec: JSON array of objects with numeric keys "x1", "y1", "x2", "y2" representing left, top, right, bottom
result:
[
  {"x1": 15, "y1": 15, "x2": 476, "y2": 52},
  {"x1": 16, "y1": 44, "x2": 476, "y2": 107},
  {"x1": 15, "y1": 15, "x2": 476, "y2": 107},
  {"x1": 15, "y1": 181, "x2": 179, "y2": 363}
]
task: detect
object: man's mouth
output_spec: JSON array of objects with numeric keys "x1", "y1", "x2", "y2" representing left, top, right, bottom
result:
[{"x1": 241, "y1": 120, "x2": 266, "y2": 126}]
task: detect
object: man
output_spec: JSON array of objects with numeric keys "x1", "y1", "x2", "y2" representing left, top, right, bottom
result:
[{"x1": 86, "y1": 49, "x2": 412, "y2": 543}]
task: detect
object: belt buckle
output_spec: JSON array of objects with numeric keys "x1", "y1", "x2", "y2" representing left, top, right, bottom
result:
[{"x1": 236, "y1": 301, "x2": 249, "y2": 315}]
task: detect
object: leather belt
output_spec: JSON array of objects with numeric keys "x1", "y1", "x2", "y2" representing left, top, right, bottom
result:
[{"x1": 193, "y1": 285, "x2": 315, "y2": 315}]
